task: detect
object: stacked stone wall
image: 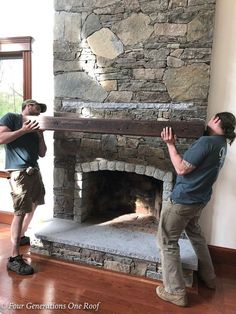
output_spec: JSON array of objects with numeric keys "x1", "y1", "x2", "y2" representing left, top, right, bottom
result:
[
  {"x1": 54, "y1": 0, "x2": 215, "y2": 106},
  {"x1": 53, "y1": 0, "x2": 216, "y2": 219}
]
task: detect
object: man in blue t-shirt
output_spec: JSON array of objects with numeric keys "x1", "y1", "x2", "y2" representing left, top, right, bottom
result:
[
  {"x1": 156, "y1": 112, "x2": 236, "y2": 307},
  {"x1": 0, "y1": 99, "x2": 47, "y2": 275}
]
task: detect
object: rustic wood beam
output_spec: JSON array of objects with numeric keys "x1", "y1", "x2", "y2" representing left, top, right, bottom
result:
[
  {"x1": 1, "y1": 117, "x2": 204, "y2": 179},
  {"x1": 29, "y1": 116, "x2": 205, "y2": 138}
]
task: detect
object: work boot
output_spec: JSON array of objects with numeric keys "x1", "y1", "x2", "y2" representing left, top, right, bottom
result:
[
  {"x1": 198, "y1": 273, "x2": 216, "y2": 290},
  {"x1": 156, "y1": 285, "x2": 188, "y2": 307},
  {"x1": 203, "y1": 278, "x2": 216, "y2": 290},
  {"x1": 7, "y1": 255, "x2": 34, "y2": 275}
]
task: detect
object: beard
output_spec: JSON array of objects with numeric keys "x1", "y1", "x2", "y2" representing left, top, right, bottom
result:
[{"x1": 28, "y1": 109, "x2": 39, "y2": 116}]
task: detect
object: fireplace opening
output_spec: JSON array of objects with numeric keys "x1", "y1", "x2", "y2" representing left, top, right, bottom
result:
[{"x1": 83, "y1": 171, "x2": 162, "y2": 234}]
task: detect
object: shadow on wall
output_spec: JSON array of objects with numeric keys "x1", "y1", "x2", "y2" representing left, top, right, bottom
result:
[{"x1": 200, "y1": 151, "x2": 236, "y2": 246}]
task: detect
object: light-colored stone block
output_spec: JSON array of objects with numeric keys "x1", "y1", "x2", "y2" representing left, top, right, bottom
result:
[
  {"x1": 135, "y1": 164, "x2": 146, "y2": 175},
  {"x1": 87, "y1": 28, "x2": 123, "y2": 59},
  {"x1": 90, "y1": 161, "x2": 99, "y2": 172},
  {"x1": 116, "y1": 161, "x2": 125, "y2": 171},
  {"x1": 124, "y1": 163, "x2": 135, "y2": 172},
  {"x1": 81, "y1": 162, "x2": 91, "y2": 172}
]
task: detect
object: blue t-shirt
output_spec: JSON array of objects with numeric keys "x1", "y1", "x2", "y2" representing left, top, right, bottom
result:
[
  {"x1": 0, "y1": 113, "x2": 40, "y2": 169},
  {"x1": 171, "y1": 135, "x2": 227, "y2": 204}
]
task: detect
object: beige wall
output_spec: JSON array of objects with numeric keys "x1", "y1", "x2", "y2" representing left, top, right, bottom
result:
[{"x1": 200, "y1": 0, "x2": 236, "y2": 249}]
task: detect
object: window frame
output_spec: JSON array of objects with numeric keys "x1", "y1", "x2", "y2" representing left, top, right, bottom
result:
[
  {"x1": 0, "y1": 37, "x2": 33, "y2": 220},
  {"x1": 0, "y1": 36, "x2": 33, "y2": 99}
]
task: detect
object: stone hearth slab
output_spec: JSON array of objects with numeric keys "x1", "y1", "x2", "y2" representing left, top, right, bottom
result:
[{"x1": 33, "y1": 218, "x2": 198, "y2": 271}]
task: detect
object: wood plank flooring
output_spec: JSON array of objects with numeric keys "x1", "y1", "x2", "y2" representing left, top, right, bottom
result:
[{"x1": 0, "y1": 223, "x2": 236, "y2": 314}]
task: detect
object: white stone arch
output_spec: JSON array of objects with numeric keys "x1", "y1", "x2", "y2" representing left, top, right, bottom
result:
[{"x1": 73, "y1": 159, "x2": 173, "y2": 222}]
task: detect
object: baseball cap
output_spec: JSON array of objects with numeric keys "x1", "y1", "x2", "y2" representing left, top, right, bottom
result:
[{"x1": 22, "y1": 99, "x2": 47, "y2": 113}]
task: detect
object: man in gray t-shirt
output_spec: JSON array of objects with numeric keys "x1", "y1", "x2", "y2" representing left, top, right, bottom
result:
[
  {"x1": 172, "y1": 135, "x2": 227, "y2": 205},
  {"x1": 155, "y1": 112, "x2": 236, "y2": 307},
  {"x1": 0, "y1": 99, "x2": 47, "y2": 275}
]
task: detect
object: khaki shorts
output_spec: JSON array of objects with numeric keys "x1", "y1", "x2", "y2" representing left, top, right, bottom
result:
[{"x1": 9, "y1": 169, "x2": 45, "y2": 216}]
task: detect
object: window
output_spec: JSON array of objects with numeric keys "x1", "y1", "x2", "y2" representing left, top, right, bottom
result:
[
  {"x1": 0, "y1": 36, "x2": 33, "y2": 212},
  {"x1": 0, "y1": 37, "x2": 32, "y2": 98}
]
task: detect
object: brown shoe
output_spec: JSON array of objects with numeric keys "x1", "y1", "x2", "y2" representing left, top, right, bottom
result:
[
  {"x1": 204, "y1": 278, "x2": 216, "y2": 290},
  {"x1": 156, "y1": 285, "x2": 188, "y2": 307}
]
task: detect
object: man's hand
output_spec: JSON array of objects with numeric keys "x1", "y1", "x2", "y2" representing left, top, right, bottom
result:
[
  {"x1": 22, "y1": 120, "x2": 40, "y2": 133},
  {"x1": 161, "y1": 126, "x2": 195, "y2": 175},
  {"x1": 161, "y1": 127, "x2": 176, "y2": 145}
]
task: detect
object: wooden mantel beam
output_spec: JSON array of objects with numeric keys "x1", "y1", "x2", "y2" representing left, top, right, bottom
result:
[
  {"x1": 0, "y1": 117, "x2": 205, "y2": 179},
  {"x1": 30, "y1": 116, "x2": 205, "y2": 138}
]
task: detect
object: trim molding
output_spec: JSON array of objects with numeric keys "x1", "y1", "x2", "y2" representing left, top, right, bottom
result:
[
  {"x1": 209, "y1": 245, "x2": 236, "y2": 266},
  {"x1": 0, "y1": 36, "x2": 32, "y2": 52}
]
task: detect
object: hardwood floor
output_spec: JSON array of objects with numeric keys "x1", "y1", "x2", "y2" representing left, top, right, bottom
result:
[{"x1": 0, "y1": 223, "x2": 236, "y2": 314}]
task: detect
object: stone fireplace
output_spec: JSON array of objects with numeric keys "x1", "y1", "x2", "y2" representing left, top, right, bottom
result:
[
  {"x1": 52, "y1": 101, "x2": 206, "y2": 223},
  {"x1": 31, "y1": 0, "x2": 216, "y2": 285},
  {"x1": 32, "y1": 102, "x2": 206, "y2": 285}
]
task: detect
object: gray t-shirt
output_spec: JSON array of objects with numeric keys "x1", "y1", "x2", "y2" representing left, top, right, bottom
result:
[
  {"x1": 171, "y1": 135, "x2": 227, "y2": 204},
  {"x1": 0, "y1": 113, "x2": 39, "y2": 169}
]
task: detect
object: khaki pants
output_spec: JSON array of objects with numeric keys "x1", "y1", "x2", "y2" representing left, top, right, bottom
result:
[{"x1": 157, "y1": 202, "x2": 215, "y2": 294}]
